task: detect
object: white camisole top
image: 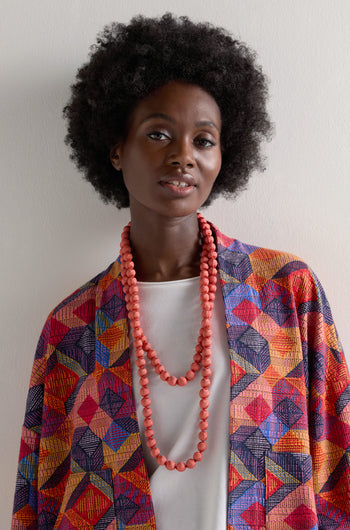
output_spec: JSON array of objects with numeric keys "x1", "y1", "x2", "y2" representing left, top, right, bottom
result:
[{"x1": 130, "y1": 276, "x2": 230, "y2": 530}]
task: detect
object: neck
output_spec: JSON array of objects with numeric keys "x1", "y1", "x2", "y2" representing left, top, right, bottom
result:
[{"x1": 128, "y1": 209, "x2": 202, "y2": 282}]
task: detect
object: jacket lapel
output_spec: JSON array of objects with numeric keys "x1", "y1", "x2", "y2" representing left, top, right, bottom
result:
[{"x1": 94, "y1": 259, "x2": 156, "y2": 528}]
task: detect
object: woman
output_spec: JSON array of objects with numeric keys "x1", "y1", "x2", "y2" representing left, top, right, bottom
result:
[{"x1": 12, "y1": 13, "x2": 350, "y2": 530}]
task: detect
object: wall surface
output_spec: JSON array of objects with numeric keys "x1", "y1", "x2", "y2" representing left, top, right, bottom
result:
[{"x1": 1, "y1": 0, "x2": 349, "y2": 525}]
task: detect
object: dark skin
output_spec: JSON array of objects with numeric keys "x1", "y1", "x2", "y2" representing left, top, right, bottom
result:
[{"x1": 110, "y1": 82, "x2": 222, "y2": 281}]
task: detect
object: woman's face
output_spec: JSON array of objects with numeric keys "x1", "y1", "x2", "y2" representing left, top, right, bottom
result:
[{"x1": 111, "y1": 81, "x2": 222, "y2": 219}]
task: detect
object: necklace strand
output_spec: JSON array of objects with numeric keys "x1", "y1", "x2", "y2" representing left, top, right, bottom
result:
[{"x1": 120, "y1": 213, "x2": 218, "y2": 471}]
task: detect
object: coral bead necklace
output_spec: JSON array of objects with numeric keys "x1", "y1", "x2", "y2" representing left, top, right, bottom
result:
[{"x1": 120, "y1": 213, "x2": 218, "y2": 471}]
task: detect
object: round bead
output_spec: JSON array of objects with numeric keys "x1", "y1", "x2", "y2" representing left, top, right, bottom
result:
[
  {"x1": 157, "y1": 455, "x2": 167, "y2": 466},
  {"x1": 177, "y1": 377, "x2": 187, "y2": 387},
  {"x1": 200, "y1": 399, "x2": 209, "y2": 410},
  {"x1": 201, "y1": 378, "x2": 211, "y2": 388},
  {"x1": 193, "y1": 452, "x2": 203, "y2": 462},
  {"x1": 145, "y1": 428, "x2": 154, "y2": 438},
  {"x1": 199, "y1": 388, "x2": 210, "y2": 398},
  {"x1": 201, "y1": 357, "x2": 212, "y2": 367},
  {"x1": 136, "y1": 358, "x2": 146, "y2": 368},
  {"x1": 155, "y1": 364, "x2": 165, "y2": 375},
  {"x1": 200, "y1": 410, "x2": 209, "y2": 420},
  {"x1": 135, "y1": 349, "x2": 144, "y2": 359},
  {"x1": 186, "y1": 459, "x2": 196, "y2": 469},
  {"x1": 132, "y1": 328, "x2": 142, "y2": 338},
  {"x1": 185, "y1": 370, "x2": 195, "y2": 381},
  {"x1": 138, "y1": 368, "x2": 147, "y2": 377},
  {"x1": 160, "y1": 371, "x2": 170, "y2": 381},
  {"x1": 146, "y1": 438, "x2": 156, "y2": 448},
  {"x1": 197, "y1": 442, "x2": 207, "y2": 452},
  {"x1": 150, "y1": 447, "x2": 160, "y2": 458},
  {"x1": 139, "y1": 377, "x2": 149, "y2": 387},
  {"x1": 143, "y1": 408, "x2": 152, "y2": 418},
  {"x1": 167, "y1": 376, "x2": 177, "y2": 386},
  {"x1": 141, "y1": 397, "x2": 151, "y2": 407},
  {"x1": 176, "y1": 462, "x2": 186, "y2": 472},
  {"x1": 152, "y1": 358, "x2": 161, "y2": 367},
  {"x1": 140, "y1": 387, "x2": 150, "y2": 397},
  {"x1": 199, "y1": 431, "x2": 208, "y2": 441},
  {"x1": 144, "y1": 418, "x2": 153, "y2": 428},
  {"x1": 202, "y1": 368, "x2": 212, "y2": 378},
  {"x1": 199, "y1": 420, "x2": 209, "y2": 430},
  {"x1": 165, "y1": 460, "x2": 176, "y2": 470}
]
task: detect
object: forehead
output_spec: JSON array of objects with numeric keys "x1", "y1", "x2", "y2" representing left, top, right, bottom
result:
[{"x1": 128, "y1": 81, "x2": 222, "y2": 128}]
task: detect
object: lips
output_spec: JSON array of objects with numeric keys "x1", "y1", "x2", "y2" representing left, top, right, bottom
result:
[
  {"x1": 167, "y1": 180, "x2": 191, "y2": 188},
  {"x1": 159, "y1": 172, "x2": 197, "y2": 196},
  {"x1": 160, "y1": 172, "x2": 196, "y2": 188}
]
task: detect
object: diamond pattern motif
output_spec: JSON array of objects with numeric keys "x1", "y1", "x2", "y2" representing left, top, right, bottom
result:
[
  {"x1": 241, "y1": 501, "x2": 265, "y2": 529},
  {"x1": 245, "y1": 395, "x2": 272, "y2": 424},
  {"x1": 78, "y1": 396, "x2": 98, "y2": 425},
  {"x1": 285, "y1": 504, "x2": 318, "y2": 530}
]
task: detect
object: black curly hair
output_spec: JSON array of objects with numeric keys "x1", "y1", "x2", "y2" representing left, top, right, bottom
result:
[{"x1": 63, "y1": 13, "x2": 272, "y2": 208}]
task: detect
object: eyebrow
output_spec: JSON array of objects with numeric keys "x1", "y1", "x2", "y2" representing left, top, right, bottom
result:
[
  {"x1": 196, "y1": 120, "x2": 220, "y2": 132},
  {"x1": 140, "y1": 113, "x2": 220, "y2": 132}
]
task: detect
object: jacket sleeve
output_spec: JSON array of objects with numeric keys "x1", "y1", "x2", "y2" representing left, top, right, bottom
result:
[
  {"x1": 11, "y1": 316, "x2": 51, "y2": 529},
  {"x1": 297, "y1": 268, "x2": 350, "y2": 527}
]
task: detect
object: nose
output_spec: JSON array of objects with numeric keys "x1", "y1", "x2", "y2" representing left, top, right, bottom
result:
[{"x1": 167, "y1": 137, "x2": 195, "y2": 168}]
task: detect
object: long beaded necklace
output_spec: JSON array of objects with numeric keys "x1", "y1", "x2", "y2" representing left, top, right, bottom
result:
[{"x1": 120, "y1": 213, "x2": 218, "y2": 471}]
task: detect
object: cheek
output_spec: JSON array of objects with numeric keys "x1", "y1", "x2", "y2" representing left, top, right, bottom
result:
[
  {"x1": 206, "y1": 151, "x2": 222, "y2": 178},
  {"x1": 120, "y1": 164, "x2": 138, "y2": 193},
  {"x1": 119, "y1": 153, "x2": 143, "y2": 189}
]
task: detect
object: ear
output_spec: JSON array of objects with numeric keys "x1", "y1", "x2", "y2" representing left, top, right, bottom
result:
[{"x1": 110, "y1": 143, "x2": 122, "y2": 171}]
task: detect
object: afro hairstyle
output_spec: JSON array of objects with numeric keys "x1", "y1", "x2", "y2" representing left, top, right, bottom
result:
[{"x1": 63, "y1": 13, "x2": 272, "y2": 208}]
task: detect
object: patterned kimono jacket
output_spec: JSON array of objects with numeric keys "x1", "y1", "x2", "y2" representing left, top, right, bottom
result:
[{"x1": 12, "y1": 224, "x2": 350, "y2": 529}]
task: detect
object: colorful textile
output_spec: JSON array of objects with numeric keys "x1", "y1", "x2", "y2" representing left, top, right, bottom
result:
[{"x1": 12, "y1": 223, "x2": 350, "y2": 529}]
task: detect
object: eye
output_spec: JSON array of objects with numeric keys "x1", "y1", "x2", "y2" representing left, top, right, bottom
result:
[
  {"x1": 195, "y1": 137, "x2": 216, "y2": 148},
  {"x1": 147, "y1": 131, "x2": 170, "y2": 141}
]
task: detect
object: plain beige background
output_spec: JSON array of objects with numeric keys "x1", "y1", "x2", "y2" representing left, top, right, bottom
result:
[{"x1": 1, "y1": 0, "x2": 350, "y2": 525}]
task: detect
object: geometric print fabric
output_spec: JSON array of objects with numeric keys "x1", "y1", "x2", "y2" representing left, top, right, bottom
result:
[{"x1": 12, "y1": 223, "x2": 350, "y2": 529}]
